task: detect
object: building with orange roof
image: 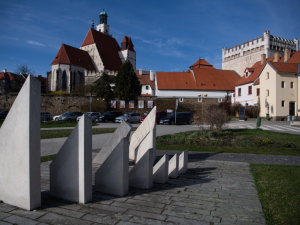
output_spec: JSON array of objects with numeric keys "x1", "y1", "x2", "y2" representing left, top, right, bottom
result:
[
  {"x1": 0, "y1": 69, "x2": 27, "y2": 94},
  {"x1": 49, "y1": 10, "x2": 137, "y2": 93},
  {"x1": 222, "y1": 30, "x2": 299, "y2": 77},
  {"x1": 155, "y1": 59, "x2": 240, "y2": 103}
]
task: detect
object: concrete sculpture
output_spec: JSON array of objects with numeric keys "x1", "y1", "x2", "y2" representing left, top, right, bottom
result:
[
  {"x1": 179, "y1": 150, "x2": 188, "y2": 174},
  {"x1": 168, "y1": 154, "x2": 179, "y2": 178},
  {"x1": 50, "y1": 115, "x2": 92, "y2": 204},
  {"x1": 0, "y1": 75, "x2": 41, "y2": 210},
  {"x1": 153, "y1": 154, "x2": 169, "y2": 183},
  {"x1": 129, "y1": 106, "x2": 156, "y2": 164},
  {"x1": 93, "y1": 121, "x2": 132, "y2": 196}
]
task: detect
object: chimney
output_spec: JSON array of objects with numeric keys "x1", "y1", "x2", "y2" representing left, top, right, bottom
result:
[
  {"x1": 3, "y1": 69, "x2": 7, "y2": 72},
  {"x1": 139, "y1": 69, "x2": 142, "y2": 75},
  {"x1": 261, "y1": 54, "x2": 266, "y2": 65},
  {"x1": 284, "y1": 48, "x2": 291, "y2": 62},
  {"x1": 150, "y1": 70, "x2": 154, "y2": 81},
  {"x1": 274, "y1": 52, "x2": 280, "y2": 62}
]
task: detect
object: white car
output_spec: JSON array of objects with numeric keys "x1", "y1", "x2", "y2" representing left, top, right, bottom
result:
[
  {"x1": 76, "y1": 112, "x2": 101, "y2": 122},
  {"x1": 53, "y1": 115, "x2": 62, "y2": 121}
]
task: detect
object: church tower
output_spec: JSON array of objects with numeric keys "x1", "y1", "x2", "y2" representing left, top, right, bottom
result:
[
  {"x1": 97, "y1": 9, "x2": 109, "y2": 34},
  {"x1": 118, "y1": 36, "x2": 136, "y2": 69}
]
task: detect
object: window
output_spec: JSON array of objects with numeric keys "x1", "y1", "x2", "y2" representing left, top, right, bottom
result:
[
  {"x1": 145, "y1": 85, "x2": 149, "y2": 90},
  {"x1": 179, "y1": 98, "x2": 183, "y2": 102},
  {"x1": 291, "y1": 82, "x2": 294, "y2": 88},
  {"x1": 266, "y1": 72, "x2": 269, "y2": 79},
  {"x1": 256, "y1": 88, "x2": 260, "y2": 96},
  {"x1": 266, "y1": 89, "x2": 269, "y2": 97},
  {"x1": 282, "y1": 101, "x2": 285, "y2": 107},
  {"x1": 238, "y1": 88, "x2": 241, "y2": 96},
  {"x1": 218, "y1": 98, "x2": 223, "y2": 103},
  {"x1": 248, "y1": 86, "x2": 252, "y2": 95},
  {"x1": 198, "y1": 98, "x2": 202, "y2": 103},
  {"x1": 281, "y1": 81, "x2": 285, "y2": 88}
]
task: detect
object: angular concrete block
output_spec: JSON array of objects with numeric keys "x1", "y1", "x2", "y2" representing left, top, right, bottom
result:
[
  {"x1": 153, "y1": 154, "x2": 169, "y2": 184},
  {"x1": 50, "y1": 114, "x2": 92, "y2": 204},
  {"x1": 179, "y1": 150, "x2": 188, "y2": 175},
  {"x1": 93, "y1": 121, "x2": 132, "y2": 196},
  {"x1": 129, "y1": 106, "x2": 156, "y2": 164},
  {"x1": 129, "y1": 148, "x2": 153, "y2": 189},
  {"x1": 0, "y1": 75, "x2": 41, "y2": 210},
  {"x1": 168, "y1": 154, "x2": 179, "y2": 178}
]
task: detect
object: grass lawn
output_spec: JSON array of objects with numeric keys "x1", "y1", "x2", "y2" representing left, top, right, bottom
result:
[
  {"x1": 157, "y1": 129, "x2": 300, "y2": 156},
  {"x1": 251, "y1": 164, "x2": 300, "y2": 224},
  {"x1": 41, "y1": 127, "x2": 137, "y2": 139},
  {"x1": 41, "y1": 154, "x2": 57, "y2": 162}
]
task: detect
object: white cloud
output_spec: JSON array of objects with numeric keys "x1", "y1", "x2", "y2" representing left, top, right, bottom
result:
[{"x1": 26, "y1": 40, "x2": 45, "y2": 46}]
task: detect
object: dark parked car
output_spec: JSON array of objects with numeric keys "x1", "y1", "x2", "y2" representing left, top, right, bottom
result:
[
  {"x1": 76, "y1": 112, "x2": 101, "y2": 122},
  {"x1": 115, "y1": 113, "x2": 141, "y2": 123},
  {"x1": 159, "y1": 112, "x2": 193, "y2": 125},
  {"x1": 96, "y1": 111, "x2": 123, "y2": 123},
  {"x1": 41, "y1": 112, "x2": 52, "y2": 121},
  {"x1": 58, "y1": 111, "x2": 83, "y2": 122},
  {"x1": 0, "y1": 110, "x2": 9, "y2": 120}
]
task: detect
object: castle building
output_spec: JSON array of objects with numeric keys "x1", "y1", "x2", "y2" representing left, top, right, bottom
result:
[
  {"x1": 222, "y1": 30, "x2": 299, "y2": 77},
  {"x1": 48, "y1": 10, "x2": 137, "y2": 92}
]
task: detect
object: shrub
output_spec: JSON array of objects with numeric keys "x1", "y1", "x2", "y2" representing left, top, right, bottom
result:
[
  {"x1": 245, "y1": 105, "x2": 260, "y2": 118},
  {"x1": 203, "y1": 104, "x2": 230, "y2": 131},
  {"x1": 81, "y1": 99, "x2": 108, "y2": 113}
]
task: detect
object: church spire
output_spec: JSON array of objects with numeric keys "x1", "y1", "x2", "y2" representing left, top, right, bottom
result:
[{"x1": 97, "y1": 9, "x2": 110, "y2": 34}]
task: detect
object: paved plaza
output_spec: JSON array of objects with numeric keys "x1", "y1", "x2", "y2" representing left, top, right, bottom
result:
[{"x1": 0, "y1": 153, "x2": 266, "y2": 225}]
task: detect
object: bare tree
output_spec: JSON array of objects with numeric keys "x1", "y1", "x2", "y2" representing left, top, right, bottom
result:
[
  {"x1": 203, "y1": 104, "x2": 230, "y2": 131},
  {"x1": 14, "y1": 64, "x2": 35, "y2": 76}
]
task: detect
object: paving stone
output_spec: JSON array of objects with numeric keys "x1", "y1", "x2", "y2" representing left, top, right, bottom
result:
[
  {"x1": 3, "y1": 215, "x2": 39, "y2": 225},
  {"x1": 38, "y1": 212, "x2": 92, "y2": 225},
  {"x1": 45, "y1": 207, "x2": 85, "y2": 218},
  {"x1": 0, "y1": 204, "x2": 17, "y2": 213},
  {"x1": 163, "y1": 205, "x2": 210, "y2": 216},
  {"x1": 124, "y1": 209, "x2": 167, "y2": 221},
  {"x1": 0, "y1": 221, "x2": 12, "y2": 225},
  {"x1": 129, "y1": 216, "x2": 175, "y2": 225},
  {"x1": 170, "y1": 201, "x2": 216, "y2": 211},
  {"x1": 125, "y1": 199, "x2": 165, "y2": 209},
  {"x1": 59, "y1": 204, "x2": 83, "y2": 211},
  {"x1": 81, "y1": 213, "x2": 119, "y2": 225},
  {"x1": 166, "y1": 215, "x2": 209, "y2": 225},
  {"x1": 0, "y1": 211, "x2": 11, "y2": 220},
  {"x1": 89, "y1": 203, "x2": 127, "y2": 213},
  {"x1": 132, "y1": 196, "x2": 171, "y2": 205},
  {"x1": 116, "y1": 221, "x2": 140, "y2": 225},
  {"x1": 78, "y1": 206, "x2": 132, "y2": 221},
  {"x1": 112, "y1": 202, "x2": 163, "y2": 214},
  {"x1": 10, "y1": 209, "x2": 47, "y2": 220}
]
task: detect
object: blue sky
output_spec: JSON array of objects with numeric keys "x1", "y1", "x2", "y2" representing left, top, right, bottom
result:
[{"x1": 0, "y1": 0, "x2": 299, "y2": 77}]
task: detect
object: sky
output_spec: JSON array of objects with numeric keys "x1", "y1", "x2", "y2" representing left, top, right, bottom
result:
[{"x1": 0, "y1": 0, "x2": 300, "y2": 77}]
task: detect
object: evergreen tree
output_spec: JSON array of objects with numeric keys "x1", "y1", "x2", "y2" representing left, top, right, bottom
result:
[
  {"x1": 93, "y1": 72, "x2": 113, "y2": 101},
  {"x1": 114, "y1": 59, "x2": 141, "y2": 102}
]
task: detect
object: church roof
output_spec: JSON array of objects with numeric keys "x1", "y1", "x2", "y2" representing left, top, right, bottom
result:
[
  {"x1": 190, "y1": 59, "x2": 215, "y2": 69},
  {"x1": 51, "y1": 44, "x2": 95, "y2": 70},
  {"x1": 81, "y1": 28, "x2": 122, "y2": 71},
  {"x1": 121, "y1": 36, "x2": 136, "y2": 52}
]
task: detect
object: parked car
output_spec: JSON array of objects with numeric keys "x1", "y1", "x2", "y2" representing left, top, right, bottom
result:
[
  {"x1": 41, "y1": 112, "x2": 52, "y2": 121},
  {"x1": 96, "y1": 111, "x2": 123, "y2": 123},
  {"x1": 140, "y1": 111, "x2": 167, "y2": 124},
  {"x1": 58, "y1": 111, "x2": 83, "y2": 122},
  {"x1": 76, "y1": 112, "x2": 101, "y2": 122},
  {"x1": 0, "y1": 110, "x2": 9, "y2": 120},
  {"x1": 115, "y1": 113, "x2": 141, "y2": 123},
  {"x1": 53, "y1": 115, "x2": 62, "y2": 121},
  {"x1": 159, "y1": 112, "x2": 193, "y2": 125}
]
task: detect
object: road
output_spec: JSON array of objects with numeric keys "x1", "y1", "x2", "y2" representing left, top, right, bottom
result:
[{"x1": 41, "y1": 121, "x2": 300, "y2": 156}]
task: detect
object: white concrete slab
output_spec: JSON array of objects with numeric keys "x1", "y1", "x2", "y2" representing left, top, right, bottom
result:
[
  {"x1": 179, "y1": 151, "x2": 188, "y2": 175},
  {"x1": 129, "y1": 106, "x2": 156, "y2": 164},
  {"x1": 0, "y1": 75, "x2": 41, "y2": 210},
  {"x1": 153, "y1": 154, "x2": 169, "y2": 184},
  {"x1": 50, "y1": 115, "x2": 92, "y2": 204},
  {"x1": 168, "y1": 154, "x2": 179, "y2": 178},
  {"x1": 94, "y1": 121, "x2": 132, "y2": 196}
]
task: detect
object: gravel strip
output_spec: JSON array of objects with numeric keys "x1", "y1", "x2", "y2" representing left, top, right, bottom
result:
[{"x1": 157, "y1": 150, "x2": 300, "y2": 166}]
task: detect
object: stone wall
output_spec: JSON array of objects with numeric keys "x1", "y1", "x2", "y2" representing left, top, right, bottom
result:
[{"x1": 0, "y1": 94, "x2": 230, "y2": 119}]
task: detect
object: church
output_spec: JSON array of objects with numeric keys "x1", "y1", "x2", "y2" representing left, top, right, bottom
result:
[{"x1": 48, "y1": 10, "x2": 136, "y2": 92}]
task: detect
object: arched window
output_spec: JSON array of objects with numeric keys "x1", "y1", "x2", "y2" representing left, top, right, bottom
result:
[
  {"x1": 56, "y1": 70, "x2": 59, "y2": 91},
  {"x1": 62, "y1": 70, "x2": 67, "y2": 91}
]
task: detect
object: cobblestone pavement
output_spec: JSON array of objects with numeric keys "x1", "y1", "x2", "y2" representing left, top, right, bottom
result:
[
  {"x1": 0, "y1": 154, "x2": 266, "y2": 225},
  {"x1": 157, "y1": 150, "x2": 300, "y2": 166}
]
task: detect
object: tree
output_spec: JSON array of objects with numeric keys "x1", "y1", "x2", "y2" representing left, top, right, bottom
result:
[
  {"x1": 93, "y1": 72, "x2": 113, "y2": 101},
  {"x1": 114, "y1": 59, "x2": 141, "y2": 102},
  {"x1": 14, "y1": 64, "x2": 35, "y2": 76}
]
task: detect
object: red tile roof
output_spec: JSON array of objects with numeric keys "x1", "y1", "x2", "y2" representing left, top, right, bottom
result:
[
  {"x1": 269, "y1": 62, "x2": 298, "y2": 73},
  {"x1": 141, "y1": 94, "x2": 151, "y2": 96},
  {"x1": 190, "y1": 59, "x2": 215, "y2": 69},
  {"x1": 135, "y1": 70, "x2": 155, "y2": 89},
  {"x1": 0, "y1": 72, "x2": 26, "y2": 82},
  {"x1": 157, "y1": 69, "x2": 239, "y2": 91},
  {"x1": 254, "y1": 78, "x2": 260, "y2": 85},
  {"x1": 285, "y1": 50, "x2": 300, "y2": 63},
  {"x1": 121, "y1": 36, "x2": 135, "y2": 52},
  {"x1": 81, "y1": 29, "x2": 122, "y2": 71},
  {"x1": 51, "y1": 44, "x2": 95, "y2": 70}
]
